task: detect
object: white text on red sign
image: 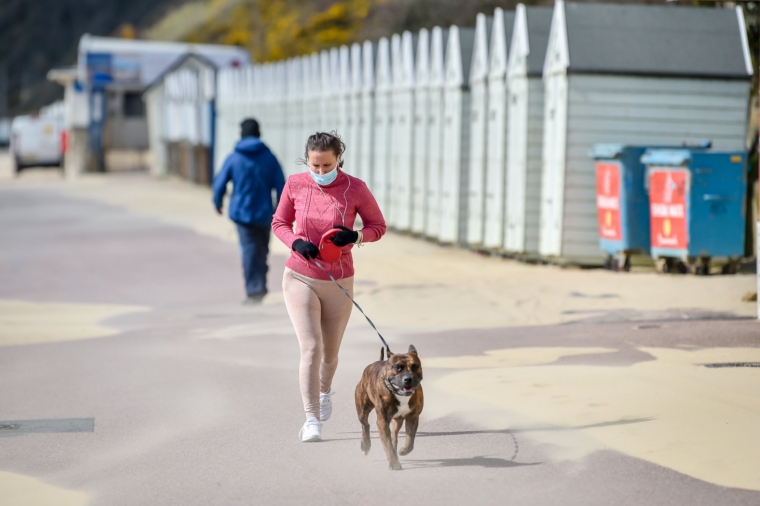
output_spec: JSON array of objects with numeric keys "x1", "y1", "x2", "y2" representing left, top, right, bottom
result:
[
  {"x1": 597, "y1": 196, "x2": 619, "y2": 210},
  {"x1": 650, "y1": 203, "x2": 685, "y2": 218}
]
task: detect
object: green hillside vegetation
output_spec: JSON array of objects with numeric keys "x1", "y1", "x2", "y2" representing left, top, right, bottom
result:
[
  {"x1": 175, "y1": 0, "x2": 373, "y2": 62},
  {"x1": 145, "y1": 0, "x2": 245, "y2": 42}
]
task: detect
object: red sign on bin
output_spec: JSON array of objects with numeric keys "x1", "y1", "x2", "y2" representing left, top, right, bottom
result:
[
  {"x1": 649, "y1": 169, "x2": 688, "y2": 251},
  {"x1": 595, "y1": 162, "x2": 622, "y2": 241}
]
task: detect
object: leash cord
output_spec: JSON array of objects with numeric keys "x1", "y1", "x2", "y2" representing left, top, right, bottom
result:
[{"x1": 312, "y1": 258, "x2": 392, "y2": 355}]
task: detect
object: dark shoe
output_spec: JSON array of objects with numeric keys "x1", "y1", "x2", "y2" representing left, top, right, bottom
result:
[{"x1": 242, "y1": 293, "x2": 265, "y2": 305}]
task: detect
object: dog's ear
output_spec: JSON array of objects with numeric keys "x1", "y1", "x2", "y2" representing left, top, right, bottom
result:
[
  {"x1": 408, "y1": 345, "x2": 417, "y2": 355},
  {"x1": 380, "y1": 347, "x2": 384, "y2": 361}
]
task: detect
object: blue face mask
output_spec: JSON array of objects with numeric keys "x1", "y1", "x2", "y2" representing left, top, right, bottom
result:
[{"x1": 310, "y1": 162, "x2": 339, "y2": 186}]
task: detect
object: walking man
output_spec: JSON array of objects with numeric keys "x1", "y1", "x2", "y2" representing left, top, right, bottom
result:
[{"x1": 213, "y1": 118, "x2": 285, "y2": 303}]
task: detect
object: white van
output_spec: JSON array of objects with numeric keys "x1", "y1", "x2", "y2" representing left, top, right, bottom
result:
[{"x1": 10, "y1": 115, "x2": 65, "y2": 172}]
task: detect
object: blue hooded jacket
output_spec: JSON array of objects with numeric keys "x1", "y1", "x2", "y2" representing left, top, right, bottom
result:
[{"x1": 212, "y1": 137, "x2": 286, "y2": 226}]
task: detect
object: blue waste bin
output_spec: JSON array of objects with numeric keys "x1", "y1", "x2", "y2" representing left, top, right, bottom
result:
[
  {"x1": 640, "y1": 149, "x2": 747, "y2": 274},
  {"x1": 590, "y1": 144, "x2": 676, "y2": 271}
]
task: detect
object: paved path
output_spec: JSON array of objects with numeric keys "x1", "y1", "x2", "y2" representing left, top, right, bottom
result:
[{"x1": 1, "y1": 169, "x2": 758, "y2": 505}]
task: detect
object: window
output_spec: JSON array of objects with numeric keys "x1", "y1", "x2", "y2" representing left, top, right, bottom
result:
[{"x1": 123, "y1": 92, "x2": 145, "y2": 118}]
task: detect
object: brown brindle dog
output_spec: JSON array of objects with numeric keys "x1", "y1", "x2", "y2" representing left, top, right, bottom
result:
[{"x1": 355, "y1": 345, "x2": 424, "y2": 470}]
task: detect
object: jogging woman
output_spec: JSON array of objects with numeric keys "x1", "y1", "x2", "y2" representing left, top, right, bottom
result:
[{"x1": 272, "y1": 132, "x2": 386, "y2": 442}]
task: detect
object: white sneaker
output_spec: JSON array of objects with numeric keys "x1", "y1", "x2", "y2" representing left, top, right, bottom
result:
[
  {"x1": 320, "y1": 389, "x2": 335, "y2": 421},
  {"x1": 299, "y1": 417, "x2": 322, "y2": 442}
]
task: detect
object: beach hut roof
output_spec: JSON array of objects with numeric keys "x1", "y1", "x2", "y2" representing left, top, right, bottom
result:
[{"x1": 560, "y1": 1, "x2": 752, "y2": 78}]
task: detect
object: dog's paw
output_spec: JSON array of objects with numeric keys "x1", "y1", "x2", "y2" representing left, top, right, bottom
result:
[
  {"x1": 361, "y1": 440, "x2": 371, "y2": 455},
  {"x1": 398, "y1": 446, "x2": 413, "y2": 456},
  {"x1": 389, "y1": 461, "x2": 403, "y2": 471}
]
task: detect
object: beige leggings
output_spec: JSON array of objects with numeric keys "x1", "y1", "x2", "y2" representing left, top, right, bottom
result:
[{"x1": 282, "y1": 268, "x2": 354, "y2": 420}]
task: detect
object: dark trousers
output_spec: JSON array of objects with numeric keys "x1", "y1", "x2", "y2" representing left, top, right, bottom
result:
[{"x1": 236, "y1": 223, "x2": 271, "y2": 297}]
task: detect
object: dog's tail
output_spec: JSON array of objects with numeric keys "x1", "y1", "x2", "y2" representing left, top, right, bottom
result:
[{"x1": 380, "y1": 347, "x2": 385, "y2": 361}]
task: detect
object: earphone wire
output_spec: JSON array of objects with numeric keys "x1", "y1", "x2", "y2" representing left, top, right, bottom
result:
[{"x1": 306, "y1": 162, "x2": 351, "y2": 280}]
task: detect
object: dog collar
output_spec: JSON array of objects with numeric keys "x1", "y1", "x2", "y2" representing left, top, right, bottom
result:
[
  {"x1": 383, "y1": 375, "x2": 415, "y2": 397},
  {"x1": 382, "y1": 376, "x2": 394, "y2": 394}
]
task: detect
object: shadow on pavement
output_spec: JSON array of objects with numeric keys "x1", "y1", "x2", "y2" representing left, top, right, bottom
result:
[
  {"x1": 414, "y1": 417, "x2": 655, "y2": 437},
  {"x1": 329, "y1": 417, "x2": 654, "y2": 442},
  {"x1": 402, "y1": 456, "x2": 540, "y2": 469}
]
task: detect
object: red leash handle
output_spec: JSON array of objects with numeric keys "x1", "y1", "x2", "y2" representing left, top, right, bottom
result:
[{"x1": 318, "y1": 228, "x2": 343, "y2": 262}]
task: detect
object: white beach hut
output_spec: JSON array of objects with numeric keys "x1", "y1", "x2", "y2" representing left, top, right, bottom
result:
[
  {"x1": 306, "y1": 53, "x2": 321, "y2": 138},
  {"x1": 279, "y1": 61, "x2": 289, "y2": 161},
  {"x1": 216, "y1": 68, "x2": 234, "y2": 167},
  {"x1": 319, "y1": 50, "x2": 332, "y2": 132},
  {"x1": 539, "y1": 1, "x2": 752, "y2": 264},
  {"x1": 145, "y1": 53, "x2": 217, "y2": 182},
  {"x1": 155, "y1": 59, "x2": 217, "y2": 185},
  {"x1": 423, "y1": 27, "x2": 448, "y2": 240},
  {"x1": 330, "y1": 47, "x2": 342, "y2": 134},
  {"x1": 213, "y1": 68, "x2": 234, "y2": 173},
  {"x1": 285, "y1": 58, "x2": 302, "y2": 176},
  {"x1": 388, "y1": 33, "x2": 402, "y2": 227},
  {"x1": 358, "y1": 41, "x2": 375, "y2": 184},
  {"x1": 411, "y1": 28, "x2": 430, "y2": 234},
  {"x1": 251, "y1": 64, "x2": 262, "y2": 132},
  {"x1": 238, "y1": 66, "x2": 250, "y2": 123},
  {"x1": 232, "y1": 67, "x2": 246, "y2": 148},
  {"x1": 348, "y1": 43, "x2": 363, "y2": 176},
  {"x1": 338, "y1": 45, "x2": 353, "y2": 166},
  {"x1": 481, "y1": 8, "x2": 515, "y2": 250},
  {"x1": 272, "y1": 61, "x2": 287, "y2": 162},
  {"x1": 263, "y1": 62, "x2": 278, "y2": 160},
  {"x1": 372, "y1": 37, "x2": 393, "y2": 215},
  {"x1": 298, "y1": 56, "x2": 309, "y2": 152},
  {"x1": 439, "y1": 25, "x2": 476, "y2": 244},
  {"x1": 389, "y1": 31, "x2": 417, "y2": 231},
  {"x1": 162, "y1": 74, "x2": 183, "y2": 170},
  {"x1": 277, "y1": 61, "x2": 289, "y2": 160},
  {"x1": 465, "y1": 14, "x2": 494, "y2": 247},
  {"x1": 504, "y1": 5, "x2": 552, "y2": 255},
  {"x1": 218, "y1": 66, "x2": 246, "y2": 173},
  {"x1": 253, "y1": 65, "x2": 262, "y2": 119},
  {"x1": 259, "y1": 64, "x2": 273, "y2": 149}
]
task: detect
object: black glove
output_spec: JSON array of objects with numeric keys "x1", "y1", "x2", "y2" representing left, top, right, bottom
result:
[
  {"x1": 330, "y1": 225, "x2": 358, "y2": 247},
  {"x1": 292, "y1": 239, "x2": 319, "y2": 260}
]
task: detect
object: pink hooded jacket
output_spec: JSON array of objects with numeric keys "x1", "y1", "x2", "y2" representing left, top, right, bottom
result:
[{"x1": 272, "y1": 169, "x2": 386, "y2": 280}]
